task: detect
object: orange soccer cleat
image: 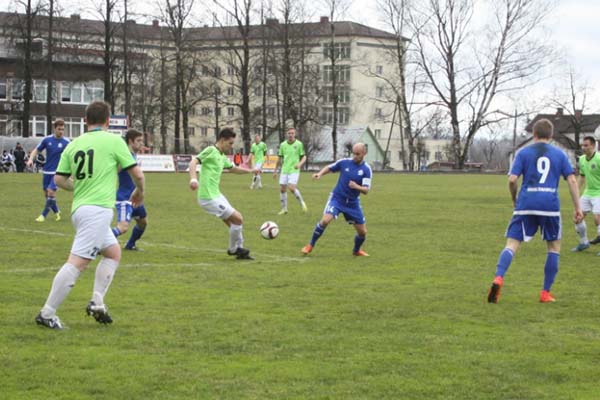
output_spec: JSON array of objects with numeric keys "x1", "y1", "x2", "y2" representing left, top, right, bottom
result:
[
  {"x1": 539, "y1": 290, "x2": 556, "y2": 303},
  {"x1": 353, "y1": 249, "x2": 369, "y2": 257},
  {"x1": 487, "y1": 276, "x2": 504, "y2": 303},
  {"x1": 301, "y1": 244, "x2": 313, "y2": 254}
]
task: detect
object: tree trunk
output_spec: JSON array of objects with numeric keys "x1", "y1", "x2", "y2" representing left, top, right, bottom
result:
[{"x1": 45, "y1": 0, "x2": 54, "y2": 134}]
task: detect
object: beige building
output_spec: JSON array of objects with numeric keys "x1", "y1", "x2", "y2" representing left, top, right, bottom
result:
[{"x1": 0, "y1": 12, "x2": 412, "y2": 169}]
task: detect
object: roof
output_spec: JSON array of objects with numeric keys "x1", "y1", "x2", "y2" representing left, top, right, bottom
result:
[
  {"x1": 514, "y1": 134, "x2": 578, "y2": 151},
  {"x1": 311, "y1": 126, "x2": 384, "y2": 163},
  {"x1": 525, "y1": 113, "x2": 600, "y2": 135},
  {"x1": 0, "y1": 12, "x2": 400, "y2": 43}
]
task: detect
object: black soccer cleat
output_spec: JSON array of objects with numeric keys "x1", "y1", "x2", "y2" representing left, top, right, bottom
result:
[
  {"x1": 590, "y1": 236, "x2": 600, "y2": 245},
  {"x1": 227, "y1": 247, "x2": 254, "y2": 260},
  {"x1": 86, "y1": 301, "x2": 113, "y2": 324},
  {"x1": 35, "y1": 313, "x2": 64, "y2": 330}
]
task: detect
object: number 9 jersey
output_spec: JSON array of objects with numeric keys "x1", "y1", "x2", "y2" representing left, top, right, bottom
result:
[
  {"x1": 56, "y1": 131, "x2": 137, "y2": 214},
  {"x1": 510, "y1": 142, "x2": 574, "y2": 215}
]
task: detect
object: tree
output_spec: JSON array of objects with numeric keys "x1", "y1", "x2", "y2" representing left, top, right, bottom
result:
[
  {"x1": 410, "y1": 0, "x2": 554, "y2": 169},
  {"x1": 93, "y1": 0, "x2": 120, "y2": 111},
  {"x1": 45, "y1": 0, "x2": 56, "y2": 134}
]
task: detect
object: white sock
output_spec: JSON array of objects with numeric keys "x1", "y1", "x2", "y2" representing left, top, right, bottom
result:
[
  {"x1": 41, "y1": 263, "x2": 80, "y2": 318},
  {"x1": 293, "y1": 189, "x2": 305, "y2": 204},
  {"x1": 280, "y1": 192, "x2": 287, "y2": 209},
  {"x1": 596, "y1": 224, "x2": 600, "y2": 237},
  {"x1": 92, "y1": 258, "x2": 119, "y2": 306},
  {"x1": 575, "y1": 221, "x2": 589, "y2": 244},
  {"x1": 229, "y1": 224, "x2": 243, "y2": 251},
  {"x1": 256, "y1": 174, "x2": 262, "y2": 187}
]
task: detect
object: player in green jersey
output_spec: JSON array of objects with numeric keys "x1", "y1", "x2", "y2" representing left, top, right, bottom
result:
[
  {"x1": 273, "y1": 127, "x2": 307, "y2": 214},
  {"x1": 249, "y1": 134, "x2": 267, "y2": 189},
  {"x1": 35, "y1": 101, "x2": 145, "y2": 330},
  {"x1": 189, "y1": 128, "x2": 257, "y2": 260},
  {"x1": 572, "y1": 136, "x2": 600, "y2": 252}
]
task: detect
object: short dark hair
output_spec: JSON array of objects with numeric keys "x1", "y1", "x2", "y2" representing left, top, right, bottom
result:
[
  {"x1": 125, "y1": 129, "x2": 143, "y2": 144},
  {"x1": 218, "y1": 128, "x2": 236, "y2": 140},
  {"x1": 583, "y1": 136, "x2": 596, "y2": 145},
  {"x1": 53, "y1": 119, "x2": 65, "y2": 128},
  {"x1": 85, "y1": 101, "x2": 110, "y2": 125},
  {"x1": 532, "y1": 119, "x2": 554, "y2": 139}
]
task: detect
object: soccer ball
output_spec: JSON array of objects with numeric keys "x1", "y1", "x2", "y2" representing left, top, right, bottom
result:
[{"x1": 260, "y1": 221, "x2": 279, "y2": 240}]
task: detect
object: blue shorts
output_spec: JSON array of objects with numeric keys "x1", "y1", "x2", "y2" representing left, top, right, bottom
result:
[
  {"x1": 116, "y1": 202, "x2": 147, "y2": 223},
  {"x1": 323, "y1": 196, "x2": 365, "y2": 225},
  {"x1": 505, "y1": 214, "x2": 562, "y2": 242},
  {"x1": 43, "y1": 174, "x2": 57, "y2": 191}
]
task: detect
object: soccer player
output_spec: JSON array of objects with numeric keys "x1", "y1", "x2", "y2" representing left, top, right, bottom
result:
[
  {"x1": 572, "y1": 136, "x2": 600, "y2": 252},
  {"x1": 27, "y1": 119, "x2": 70, "y2": 222},
  {"x1": 273, "y1": 127, "x2": 307, "y2": 214},
  {"x1": 248, "y1": 134, "x2": 267, "y2": 189},
  {"x1": 188, "y1": 128, "x2": 257, "y2": 260},
  {"x1": 35, "y1": 101, "x2": 145, "y2": 330},
  {"x1": 301, "y1": 143, "x2": 372, "y2": 256},
  {"x1": 111, "y1": 129, "x2": 148, "y2": 251},
  {"x1": 487, "y1": 119, "x2": 583, "y2": 304}
]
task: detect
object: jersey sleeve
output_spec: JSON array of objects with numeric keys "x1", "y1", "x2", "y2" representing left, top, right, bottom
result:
[
  {"x1": 114, "y1": 137, "x2": 137, "y2": 170},
  {"x1": 298, "y1": 141, "x2": 305, "y2": 157},
  {"x1": 55, "y1": 146, "x2": 72, "y2": 176},
  {"x1": 198, "y1": 146, "x2": 215, "y2": 163},
  {"x1": 328, "y1": 159, "x2": 343, "y2": 172},
  {"x1": 37, "y1": 137, "x2": 48, "y2": 151},
  {"x1": 278, "y1": 143, "x2": 284, "y2": 157},
  {"x1": 223, "y1": 155, "x2": 234, "y2": 169},
  {"x1": 250, "y1": 144, "x2": 256, "y2": 155},
  {"x1": 578, "y1": 156, "x2": 585, "y2": 176},
  {"x1": 362, "y1": 164, "x2": 373, "y2": 187},
  {"x1": 509, "y1": 151, "x2": 524, "y2": 176}
]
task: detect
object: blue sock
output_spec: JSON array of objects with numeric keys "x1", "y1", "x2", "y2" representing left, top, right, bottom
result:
[
  {"x1": 48, "y1": 197, "x2": 59, "y2": 213},
  {"x1": 126, "y1": 225, "x2": 145, "y2": 248},
  {"x1": 543, "y1": 252, "x2": 560, "y2": 291},
  {"x1": 309, "y1": 223, "x2": 326, "y2": 246},
  {"x1": 494, "y1": 248, "x2": 514, "y2": 278},
  {"x1": 41, "y1": 197, "x2": 51, "y2": 217},
  {"x1": 353, "y1": 234, "x2": 366, "y2": 253},
  {"x1": 112, "y1": 227, "x2": 121, "y2": 238}
]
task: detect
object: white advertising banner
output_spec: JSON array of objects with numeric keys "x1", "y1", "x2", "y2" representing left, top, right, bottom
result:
[{"x1": 136, "y1": 155, "x2": 176, "y2": 172}]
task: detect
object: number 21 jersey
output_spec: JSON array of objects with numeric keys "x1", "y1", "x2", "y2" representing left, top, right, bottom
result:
[{"x1": 510, "y1": 142, "x2": 574, "y2": 215}]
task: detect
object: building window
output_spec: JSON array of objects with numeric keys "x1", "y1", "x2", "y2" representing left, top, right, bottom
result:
[
  {"x1": 267, "y1": 86, "x2": 275, "y2": 96},
  {"x1": 11, "y1": 79, "x2": 24, "y2": 100},
  {"x1": 201, "y1": 65, "x2": 209, "y2": 76},
  {"x1": 0, "y1": 79, "x2": 7, "y2": 100},
  {"x1": 201, "y1": 127, "x2": 208, "y2": 137},
  {"x1": 29, "y1": 116, "x2": 47, "y2": 136},
  {"x1": 227, "y1": 66, "x2": 234, "y2": 75},
  {"x1": 32, "y1": 80, "x2": 47, "y2": 103},
  {"x1": 435, "y1": 151, "x2": 443, "y2": 161},
  {"x1": 322, "y1": 65, "x2": 350, "y2": 83},
  {"x1": 374, "y1": 129, "x2": 381, "y2": 139},
  {"x1": 254, "y1": 86, "x2": 261, "y2": 96},
  {"x1": 323, "y1": 42, "x2": 351, "y2": 59},
  {"x1": 375, "y1": 108, "x2": 383, "y2": 118},
  {"x1": 227, "y1": 86, "x2": 234, "y2": 96},
  {"x1": 376, "y1": 86, "x2": 384, "y2": 98},
  {"x1": 0, "y1": 115, "x2": 7, "y2": 135},
  {"x1": 201, "y1": 107, "x2": 212, "y2": 116},
  {"x1": 386, "y1": 150, "x2": 391, "y2": 160},
  {"x1": 83, "y1": 82, "x2": 104, "y2": 103},
  {"x1": 64, "y1": 117, "x2": 84, "y2": 138},
  {"x1": 227, "y1": 107, "x2": 235, "y2": 117},
  {"x1": 61, "y1": 82, "x2": 83, "y2": 103},
  {"x1": 398, "y1": 151, "x2": 404, "y2": 160},
  {"x1": 376, "y1": 65, "x2": 383, "y2": 74},
  {"x1": 214, "y1": 66, "x2": 221, "y2": 77},
  {"x1": 267, "y1": 107, "x2": 276, "y2": 117},
  {"x1": 321, "y1": 107, "x2": 349, "y2": 125},
  {"x1": 323, "y1": 87, "x2": 350, "y2": 103},
  {"x1": 189, "y1": 107, "x2": 196, "y2": 116},
  {"x1": 187, "y1": 127, "x2": 195, "y2": 136}
]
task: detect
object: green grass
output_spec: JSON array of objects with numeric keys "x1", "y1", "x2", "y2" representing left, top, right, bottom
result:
[{"x1": 1, "y1": 172, "x2": 600, "y2": 399}]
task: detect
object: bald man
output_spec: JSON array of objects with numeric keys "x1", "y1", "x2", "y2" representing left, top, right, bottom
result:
[{"x1": 301, "y1": 143, "x2": 372, "y2": 256}]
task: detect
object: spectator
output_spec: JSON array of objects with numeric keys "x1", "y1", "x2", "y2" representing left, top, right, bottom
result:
[
  {"x1": 1, "y1": 150, "x2": 13, "y2": 172},
  {"x1": 233, "y1": 150, "x2": 242, "y2": 167},
  {"x1": 13, "y1": 143, "x2": 26, "y2": 173}
]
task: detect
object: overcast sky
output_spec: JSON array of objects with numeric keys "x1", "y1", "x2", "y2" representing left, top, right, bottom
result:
[{"x1": 3, "y1": 0, "x2": 599, "y2": 113}]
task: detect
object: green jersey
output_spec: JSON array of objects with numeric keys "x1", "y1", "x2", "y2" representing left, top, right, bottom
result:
[
  {"x1": 56, "y1": 130, "x2": 136, "y2": 213},
  {"x1": 251, "y1": 141, "x2": 267, "y2": 164},
  {"x1": 197, "y1": 145, "x2": 233, "y2": 200},
  {"x1": 278, "y1": 139, "x2": 305, "y2": 174},
  {"x1": 579, "y1": 152, "x2": 600, "y2": 197}
]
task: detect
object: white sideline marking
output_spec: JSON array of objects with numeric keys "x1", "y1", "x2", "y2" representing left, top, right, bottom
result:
[{"x1": 0, "y1": 225, "x2": 307, "y2": 274}]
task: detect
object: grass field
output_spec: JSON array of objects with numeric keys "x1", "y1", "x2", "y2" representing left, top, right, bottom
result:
[{"x1": 1, "y1": 172, "x2": 599, "y2": 399}]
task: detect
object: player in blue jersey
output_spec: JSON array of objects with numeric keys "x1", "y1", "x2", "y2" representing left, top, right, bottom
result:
[
  {"x1": 27, "y1": 119, "x2": 70, "y2": 222},
  {"x1": 111, "y1": 129, "x2": 147, "y2": 250},
  {"x1": 301, "y1": 143, "x2": 372, "y2": 256},
  {"x1": 487, "y1": 119, "x2": 583, "y2": 304}
]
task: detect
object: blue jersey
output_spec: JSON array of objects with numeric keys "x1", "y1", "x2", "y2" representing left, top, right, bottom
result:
[
  {"x1": 116, "y1": 152, "x2": 137, "y2": 202},
  {"x1": 37, "y1": 135, "x2": 70, "y2": 173},
  {"x1": 510, "y1": 143, "x2": 574, "y2": 215},
  {"x1": 328, "y1": 158, "x2": 372, "y2": 204}
]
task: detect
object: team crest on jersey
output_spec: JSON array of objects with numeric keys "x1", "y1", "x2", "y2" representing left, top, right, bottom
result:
[
  {"x1": 58, "y1": 143, "x2": 63, "y2": 148},
  {"x1": 358, "y1": 170, "x2": 364, "y2": 176},
  {"x1": 592, "y1": 163, "x2": 597, "y2": 169}
]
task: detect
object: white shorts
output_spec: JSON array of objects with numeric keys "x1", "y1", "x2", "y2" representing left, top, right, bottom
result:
[
  {"x1": 71, "y1": 206, "x2": 118, "y2": 259},
  {"x1": 581, "y1": 196, "x2": 600, "y2": 214},
  {"x1": 254, "y1": 162, "x2": 263, "y2": 171},
  {"x1": 199, "y1": 194, "x2": 235, "y2": 220},
  {"x1": 279, "y1": 172, "x2": 300, "y2": 186}
]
